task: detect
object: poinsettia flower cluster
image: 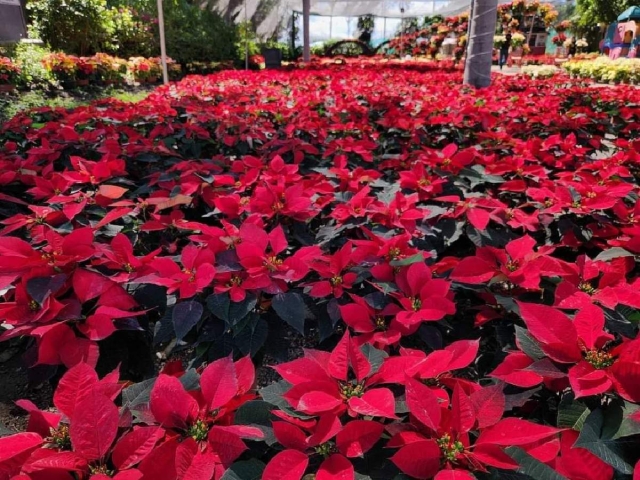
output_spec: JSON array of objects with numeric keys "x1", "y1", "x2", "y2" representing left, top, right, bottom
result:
[
  {"x1": 1, "y1": 61, "x2": 640, "y2": 479},
  {"x1": 0, "y1": 357, "x2": 260, "y2": 480}
]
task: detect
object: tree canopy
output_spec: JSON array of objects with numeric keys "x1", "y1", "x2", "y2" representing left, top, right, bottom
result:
[{"x1": 576, "y1": 0, "x2": 635, "y2": 26}]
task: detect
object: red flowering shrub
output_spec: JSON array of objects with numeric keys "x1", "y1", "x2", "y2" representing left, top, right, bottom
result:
[{"x1": 1, "y1": 61, "x2": 640, "y2": 479}]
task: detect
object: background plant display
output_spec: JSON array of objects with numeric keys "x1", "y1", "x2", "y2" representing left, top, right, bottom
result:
[
  {"x1": 563, "y1": 57, "x2": 640, "y2": 84},
  {"x1": 1, "y1": 62, "x2": 640, "y2": 479},
  {"x1": 386, "y1": 0, "x2": 558, "y2": 60}
]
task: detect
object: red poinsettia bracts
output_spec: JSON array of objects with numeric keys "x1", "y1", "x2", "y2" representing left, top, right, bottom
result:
[
  {"x1": 275, "y1": 331, "x2": 397, "y2": 419},
  {"x1": 450, "y1": 235, "x2": 564, "y2": 289},
  {"x1": 391, "y1": 262, "x2": 456, "y2": 329},
  {"x1": 504, "y1": 302, "x2": 640, "y2": 401}
]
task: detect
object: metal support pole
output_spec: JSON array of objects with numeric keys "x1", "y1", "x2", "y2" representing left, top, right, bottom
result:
[
  {"x1": 245, "y1": 0, "x2": 249, "y2": 70},
  {"x1": 303, "y1": 0, "x2": 311, "y2": 62},
  {"x1": 330, "y1": 16, "x2": 333, "y2": 39},
  {"x1": 384, "y1": 16, "x2": 387, "y2": 39},
  {"x1": 400, "y1": 7, "x2": 405, "y2": 57},
  {"x1": 157, "y1": 0, "x2": 169, "y2": 84}
]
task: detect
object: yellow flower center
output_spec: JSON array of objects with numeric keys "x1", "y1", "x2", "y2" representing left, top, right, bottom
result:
[
  {"x1": 411, "y1": 297, "x2": 422, "y2": 312},
  {"x1": 188, "y1": 419, "x2": 210, "y2": 442},
  {"x1": 339, "y1": 382, "x2": 365, "y2": 400},
  {"x1": 47, "y1": 425, "x2": 71, "y2": 450},
  {"x1": 437, "y1": 433, "x2": 464, "y2": 462},
  {"x1": 585, "y1": 350, "x2": 614, "y2": 369},
  {"x1": 506, "y1": 260, "x2": 520, "y2": 272},
  {"x1": 578, "y1": 281, "x2": 597, "y2": 295}
]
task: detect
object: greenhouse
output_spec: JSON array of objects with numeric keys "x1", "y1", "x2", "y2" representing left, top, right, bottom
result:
[{"x1": 2, "y1": 1, "x2": 640, "y2": 480}]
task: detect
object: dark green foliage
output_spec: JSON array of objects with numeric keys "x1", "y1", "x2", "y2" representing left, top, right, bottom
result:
[{"x1": 161, "y1": 0, "x2": 239, "y2": 64}]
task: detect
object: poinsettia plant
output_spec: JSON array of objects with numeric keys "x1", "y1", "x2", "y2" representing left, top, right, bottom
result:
[{"x1": 1, "y1": 60, "x2": 640, "y2": 480}]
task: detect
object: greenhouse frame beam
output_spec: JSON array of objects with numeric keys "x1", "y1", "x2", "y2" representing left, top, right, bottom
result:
[
  {"x1": 303, "y1": 0, "x2": 311, "y2": 61},
  {"x1": 157, "y1": 0, "x2": 168, "y2": 84}
]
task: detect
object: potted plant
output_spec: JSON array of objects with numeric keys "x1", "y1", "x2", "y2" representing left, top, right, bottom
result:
[
  {"x1": 0, "y1": 57, "x2": 20, "y2": 92},
  {"x1": 76, "y1": 57, "x2": 96, "y2": 86},
  {"x1": 576, "y1": 38, "x2": 588, "y2": 54},
  {"x1": 93, "y1": 53, "x2": 127, "y2": 85},
  {"x1": 43, "y1": 53, "x2": 78, "y2": 89},
  {"x1": 357, "y1": 15, "x2": 375, "y2": 45},
  {"x1": 249, "y1": 54, "x2": 266, "y2": 70},
  {"x1": 511, "y1": 32, "x2": 526, "y2": 55},
  {"x1": 129, "y1": 57, "x2": 153, "y2": 83},
  {"x1": 555, "y1": 20, "x2": 572, "y2": 33}
]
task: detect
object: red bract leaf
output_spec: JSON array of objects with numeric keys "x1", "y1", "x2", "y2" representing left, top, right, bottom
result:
[
  {"x1": 273, "y1": 422, "x2": 308, "y2": 451},
  {"x1": 391, "y1": 440, "x2": 441, "y2": 479},
  {"x1": 69, "y1": 389, "x2": 119, "y2": 461},
  {"x1": 405, "y1": 377, "x2": 441, "y2": 432},
  {"x1": 348, "y1": 388, "x2": 397, "y2": 419},
  {"x1": 78, "y1": 313, "x2": 116, "y2": 341},
  {"x1": 336, "y1": 420, "x2": 384, "y2": 457},
  {"x1": 295, "y1": 388, "x2": 343, "y2": 414},
  {"x1": 137, "y1": 437, "x2": 179, "y2": 480},
  {"x1": 470, "y1": 384, "x2": 505, "y2": 429},
  {"x1": 475, "y1": 418, "x2": 558, "y2": 446},
  {"x1": 445, "y1": 340, "x2": 480, "y2": 371},
  {"x1": 235, "y1": 355, "x2": 255, "y2": 393},
  {"x1": 307, "y1": 414, "x2": 342, "y2": 447},
  {"x1": 24, "y1": 450, "x2": 88, "y2": 472},
  {"x1": 555, "y1": 430, "x2": 613, "y2": 480},
  {"x1": 0, "y1": 432, "x2": 42, "y2": 463},
  {"x1": 149, "y1": 374, "x2": 198, "y2": 429},
  {"x1": 329, "y1": 331, "x2": 370, "y2": 382},
  {"x1": 207, "y1": 426, "x2": 248, "y2": 466},
  {"x1": 273, "y1": 357, "x2": 329, "y2": 385},
  {"x1": 316, "y1": 454, "x2": 354, "y2": 480},
  {"x1": 111, "y1": 426, "x2": 164, "y2": 470},
  {"x1": 263, "y1": 449, "x2": 309, "y2": 480},
  {"x1": 467, "y1": 207, "x2": 490, "y2": 230},
  {"x1": 517, "y1": 302, "x2": 582, "y2": 363},
  {"x1": 72, "y1": 268, "x2": 114, "y2": 303},
  {"x1": 178, "y1": 450, "x2": 218, "y2": 480},
  {"x1": 471, "y1": 444, "x2": 519, "y2": 469},
  {"x1": 449, "y1": 257, "x2": 495, "y2": 284},
  {"x1": 95, "y1": 207, "x2": 133, "y2": 229},
  {"x1": 451, "y1": 384, "x2": 475, "y2": 434},
  {"x1": 435, "y1": 470, "x2": 476, "y2": 480},
  {"x1": 113, "y1": 470, "x2": 144, "y2": 480},
  {"x1": 609, "y1": 360, "x2": 640, "y2": 402},
  {"x1": 97, "y1": 185, "x2": 128, "y2": 199},
  {"x1": 200, "y1": 355, "x2": 238, "y2": 410},
  {"x1": 15, "y1": 399, "x2": 61, "y2": 438},
  {"x1": 573, "y1": 304, "x2": 607, "y2": 351}
]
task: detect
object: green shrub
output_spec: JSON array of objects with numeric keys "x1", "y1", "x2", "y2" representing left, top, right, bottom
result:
[
  {"x1": 28, "y1": 0, "x2": 114, "y2": 55},
  {"x1": 236, "y1": 21, "x2": 261, "y2": 65},
  {"x1": 27, "y1": 0, "x2": 237, "y2": 65},
  {"x1": 104, "y1": 7, "x2": 156, "y2": 58},
  {"x1": 13, "y1": 42, "x2": 55, "y2": 89},
  {"x1": 161, "y1": 0, "x2": 238, "y2": 65}
]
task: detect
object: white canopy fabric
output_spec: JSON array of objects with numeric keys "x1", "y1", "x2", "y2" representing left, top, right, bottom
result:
[{"x1": 156, "y1": 0, "x2": 567, "y2": 78}]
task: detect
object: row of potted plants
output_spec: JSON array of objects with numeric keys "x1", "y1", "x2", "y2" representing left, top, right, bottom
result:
[
  {"x1": 0, "y1": 53, "x2": 181, "y2": 91},
  {"x1": 41, "y1": 53, "x2": 171, "y2": 87},
  {"x1": 0, "y1": 56, "x2": 20, "y2": 92},
  {"x1": 563, "y1": 56, "x2": 640, "y2": 84}
]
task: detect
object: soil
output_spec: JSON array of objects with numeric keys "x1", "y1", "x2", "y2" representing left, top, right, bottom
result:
[{"x1": 0, "y1": 342, "x2": 53, "y2": 434}]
